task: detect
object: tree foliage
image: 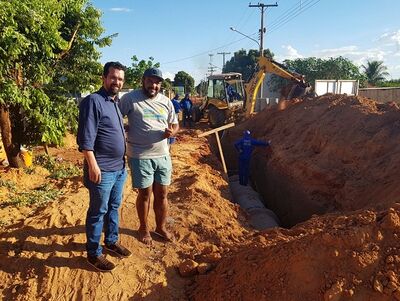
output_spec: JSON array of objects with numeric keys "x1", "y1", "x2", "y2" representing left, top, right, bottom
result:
[
  {"x1": 283, "y1": 56, "x2": 366, "y2": 87},
  {"x1": 223, "y1": 48, "x2": 274, "y2": 82},
  {"x1": 0, "y1": 0, "x2": 112, "y2": 167},
  {"x1": 376, "y1": 79, "x2": 400, "y2": 88},
  {"x1": 124, "y1": 56, "x2": 160, "y2": 89},
  {"x1": 362, "y1": 60, "x2": 390, "y2": 86},
  {"x1": 195, "y1": 80, "x2": 208, "y2": 97},
  {"x1": 174, "y1": 71, "x2": 195, "y2": 93},
  {"x1": 162, "y1": 78, "x2": 173, "y2": 93}
]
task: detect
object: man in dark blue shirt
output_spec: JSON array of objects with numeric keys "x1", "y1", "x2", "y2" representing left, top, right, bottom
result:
[
  {"x1": 171, "y1": 94, "x2": 181, "y2": 114},
  {"x1": 77, "y1": 61, "x2": 131, "y2": 272},
  {"x1": 180, "y1": 93, "x2": 193, "y2": 127},
  {"x1": 234, "y1": 130, "x2": 271, "y2": 186}
]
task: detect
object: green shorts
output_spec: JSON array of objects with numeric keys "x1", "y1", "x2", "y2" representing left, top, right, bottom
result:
[{"x1": 128, "y1": 156, "x2": 172, "y2": 189}]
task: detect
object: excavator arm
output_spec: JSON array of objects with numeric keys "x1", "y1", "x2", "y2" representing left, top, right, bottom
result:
[{"x1": 244, "y1": 56, "x2": 304, "y2": 117}]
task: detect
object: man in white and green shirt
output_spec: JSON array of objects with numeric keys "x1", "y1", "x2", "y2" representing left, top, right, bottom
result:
[{"x1": 119, "y1": 68, "x2": 179, "y2": 245}]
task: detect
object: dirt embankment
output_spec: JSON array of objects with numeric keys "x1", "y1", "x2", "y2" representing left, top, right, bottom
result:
[
  {"x1": 223, "y1": 94, "x2": 400, "y2": 226},
  {"x1": 192, "y1": 94, "x2": 400, "y2": 301}
]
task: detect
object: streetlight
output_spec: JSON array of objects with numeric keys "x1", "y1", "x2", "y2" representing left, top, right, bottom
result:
[
  {"x1": 230, "y1": 27, "x2": 265, "y2": 97},
  {"x1": 230, "y1": 26, "x2": 260, "y2": 50}
]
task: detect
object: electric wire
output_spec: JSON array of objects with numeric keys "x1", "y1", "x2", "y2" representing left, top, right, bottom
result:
[{"x1": 161, "y1": 0, "x2": 323, "y2": 66}]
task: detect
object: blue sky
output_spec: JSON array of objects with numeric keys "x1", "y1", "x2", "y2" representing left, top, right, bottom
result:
[{"x1": 92, "y1": 0, "x2": 400, "y2": 84}]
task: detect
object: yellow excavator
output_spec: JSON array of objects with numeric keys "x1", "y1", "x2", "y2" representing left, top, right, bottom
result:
[{"x1": 192, "y1": 56, "x2": 310, "y2": 128}]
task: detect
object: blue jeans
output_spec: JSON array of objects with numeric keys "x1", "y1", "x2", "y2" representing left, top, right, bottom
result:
[{"x1": 83, "y1": 167, "x2": 127, "y2": 257}]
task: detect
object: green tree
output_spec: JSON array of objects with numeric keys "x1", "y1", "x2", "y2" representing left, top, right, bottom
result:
[
  {"x1": 162, "y1": 78, "x2": 173, "y2": 94},
  {"x1": 224, "y1": 48, "x2": 274, "y2": 81},
  {"x1": 195, "y1": 79, "x2": 208, "y2": 97},
  {"x1": 0, "y1": 0, "x2": 112, "y2": 167},
  {"x1": 174, "y1": 71, "x2": 195, "y2": 93},
  {"x1": 362, "y1": 60, "x2": 390, "y2": 86},
  {"x1": 283, "y1": 56, "x2": 366, "y2": 87},
  {"x1": 124, "y1": 56, "x2": 160, "y2": 89},
  {"x1": 377, "y1": 79, "x2": 400, "y2": 87}
]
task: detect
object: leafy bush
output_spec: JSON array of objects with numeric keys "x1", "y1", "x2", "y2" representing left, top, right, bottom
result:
[{"x1": 34, "y1": 154, "x2": 81, "y2": 179}]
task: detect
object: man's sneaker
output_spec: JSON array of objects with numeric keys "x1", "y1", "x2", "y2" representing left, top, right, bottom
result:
[
  {"x1": 105, "y1": 242, "x2": 132, "y2": 258},
  {"x1": 87, "y1": 254, "x2": 115, "y2": 272}
]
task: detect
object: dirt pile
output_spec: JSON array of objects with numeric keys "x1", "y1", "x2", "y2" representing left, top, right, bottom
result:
[
  {"x1": 192, "y1": 205, "x2": 400, "y2": 301},
  {"x1": 192, "y1": 94, "x2": 400, "y2": 300},
  {"x1": 223, "y1": 94, "x2": 400, "y2": 226}
]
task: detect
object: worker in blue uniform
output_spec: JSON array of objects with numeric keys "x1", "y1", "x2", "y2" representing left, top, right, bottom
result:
[{"x1": 234, "y1": 130, "x2": 271, "y2": 186}]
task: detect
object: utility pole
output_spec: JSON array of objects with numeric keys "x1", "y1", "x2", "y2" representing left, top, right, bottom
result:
[
  {"x1": 217, "y1": 52, "x2": 231, "y2": 71},
  {"x1": 249, "y1": 2, "x2": 278, "y2": 57},
  {"x1": 208, "y1": 53, "x2": 217, "y2": 75}
]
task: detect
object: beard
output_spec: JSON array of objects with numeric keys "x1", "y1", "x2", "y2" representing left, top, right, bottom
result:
[
  {"x1": 107, "y1": 84, "x2": 120, "y2": 96},
  {"x1": 143, "y1": 86, "x2": 158, "y2": 98}
]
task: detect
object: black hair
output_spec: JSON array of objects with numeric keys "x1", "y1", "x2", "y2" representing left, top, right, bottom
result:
[{"x1": 103, "y1": 61, "x2": 126, "y2": 77}]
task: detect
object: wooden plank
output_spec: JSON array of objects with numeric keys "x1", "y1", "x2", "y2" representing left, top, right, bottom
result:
[
  {"x1": 214, "y1": 132, "x2": 227, "y2": 173},
  {"x1": 197, "y1": 122, "x2": 235, "y2": 138}
]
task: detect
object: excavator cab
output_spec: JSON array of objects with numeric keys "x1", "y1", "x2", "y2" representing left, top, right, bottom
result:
[{"x1": 192, "y1": 73, "x2": 245, "y2": 128}]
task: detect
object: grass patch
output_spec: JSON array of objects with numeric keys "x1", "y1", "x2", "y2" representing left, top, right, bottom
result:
[
  {"x1": 1, "y1": 183, "x2": 61, "y2": 208},
  {"x1": 0, "y1": 179, "x2": 17, "y2": 191}
]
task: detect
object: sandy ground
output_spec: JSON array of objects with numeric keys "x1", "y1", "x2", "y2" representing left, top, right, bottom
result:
[
  {"x1": 0, "y1": 129, "x2": 250, "y2": 301},
  {"x1": 2, "y1": 94, "x2": 400, "y2": 300}
]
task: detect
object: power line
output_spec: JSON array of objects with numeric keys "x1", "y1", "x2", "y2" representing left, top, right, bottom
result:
[
  {"x1": 161, "y1": 36, "x2": 254, "y2": 65},
  {"x1": 267, "y1": 0, "x2": 323, "y2": 35},
  {"x1": 161, "y1": 0, "x2": 324, "y2": 66},
  {"x1": 207, "y1": 54, "x2": 217, "y2": 75},
  {"x1": 249, "y1": 2, "x2": 278, "y2": 56},
  {"x1": 217, "y1": 52, "x2": 231, "y2": 69}
]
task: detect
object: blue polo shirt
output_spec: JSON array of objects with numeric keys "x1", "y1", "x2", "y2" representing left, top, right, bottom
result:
[{"x1": 77, "y1": 88, "x2": 126, "y2": 171}]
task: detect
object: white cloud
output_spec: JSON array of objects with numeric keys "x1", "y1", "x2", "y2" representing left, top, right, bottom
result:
[
  {"x1": 274, "y1": 30, "x2": 400, "y2": 79},
  {"x1": 379, "y1": 30, "x2": 400, "y2": 45},
  {"x1": 163, "y1": 71, "x2": 174, "y2": 81},
  {"x1": 378, "y1": 30, "x2": 400, "y2": 54},
  {"x1": 312, "y1": 46, "x2": 388, "y2": 67},
  {"x1": 275, "y1": 45, "x2": 303, "y2": 61},
  {"x1": 110, "y1": 7, "x2": 131, "y2": 12},
  {"x1": 314, "y1": 45, "x2": 358, "y2": 57}
]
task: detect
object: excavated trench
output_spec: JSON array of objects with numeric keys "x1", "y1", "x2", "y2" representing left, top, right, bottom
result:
[
  {"x1": 207, "y1": 135, "x2": 291, "y2": 229},
  {"x1": 210, "y1": 94, "x2": 400, "y2": 229},
  {"x1": 220, "y1": 141, "x2": 309, "y2": 229}
]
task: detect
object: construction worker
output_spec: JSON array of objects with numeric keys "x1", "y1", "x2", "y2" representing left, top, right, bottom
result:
[
  {"x1": 171, "y1": 94, "x2": 181, "y2": 114},
  {"x1": 234, "y1": 130, "x2": 271, "y2": 186},
  {"x1": 225, "y1": 83, "x2": 237, "y2": 102},
  {"x1": 180, "y1": 93, "x2": 193, "y2": 127}
]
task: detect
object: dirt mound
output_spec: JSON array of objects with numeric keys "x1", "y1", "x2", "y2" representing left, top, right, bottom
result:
[
  {"x1": 223, "y1": 94, "x2": 400, "y2": 226},
  {"x1": 192, "y1": 94, "x2": 400, "y2": 300},
  {"x1": 192, "y1": 205, "x2": 400, "y2": 301}
]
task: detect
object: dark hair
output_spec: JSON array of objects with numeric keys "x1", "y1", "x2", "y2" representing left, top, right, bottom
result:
[{"x1": 103, "y1": 61, "x2": 126, "y2": 77}]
